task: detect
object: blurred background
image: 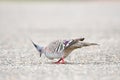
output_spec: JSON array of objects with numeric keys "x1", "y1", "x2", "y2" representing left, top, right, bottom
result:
[{"x1": 0, "y1": 0, "x2": 120, "y2": 80}]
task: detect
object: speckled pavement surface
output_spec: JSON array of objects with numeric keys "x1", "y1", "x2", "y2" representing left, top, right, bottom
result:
[{"x1": 0, "y1": 2, "x2": 120, "y2": 80}]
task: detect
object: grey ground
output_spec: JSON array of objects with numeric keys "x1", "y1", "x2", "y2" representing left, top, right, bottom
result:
[{"x1": 0, "y1": 2, "x2": 120, "y2": 80}]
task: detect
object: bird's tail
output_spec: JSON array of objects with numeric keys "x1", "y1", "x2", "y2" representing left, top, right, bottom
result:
[
  {"x1": 82, "y1": 42, "x2": 99, "y2": 47},
  {"x1": 74, "y1": 42, "x2": 99, "y2": 48}
]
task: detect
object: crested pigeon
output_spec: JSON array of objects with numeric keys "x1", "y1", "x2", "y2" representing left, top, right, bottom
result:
[{"x1": 31, "y1": 38, "x2": 98, "y2": 64}]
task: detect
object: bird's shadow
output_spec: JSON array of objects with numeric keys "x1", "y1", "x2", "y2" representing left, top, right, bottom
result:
[
  {"x1": 44, "y1": 61, "x2": 116, "y2": 65},
  {"x1": 45, "y1": 62, "x2": 92, "y2": 65},
  {"x1": 45, "y1": 62, "x2": 77, "y2": 65}
]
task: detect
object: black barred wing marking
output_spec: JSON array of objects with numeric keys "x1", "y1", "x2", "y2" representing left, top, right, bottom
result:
[
  {"x1": 47, "y1": 39, "x2": 80, "y2": 54},
  {"x1": 63, "y1": 39, "x2": 78, "y2": 49},
  {"x1": 47, "y1": 40, "x2": 65, "y2": 54}
]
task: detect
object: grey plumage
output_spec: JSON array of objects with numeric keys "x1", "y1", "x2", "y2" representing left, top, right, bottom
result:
[{"x1": 31, "y1": 38, "x2": 98, "y2": 63}]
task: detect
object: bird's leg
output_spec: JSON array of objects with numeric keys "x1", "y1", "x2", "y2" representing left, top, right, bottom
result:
[
  {"x1": 54, "y1": 58, "x2": 62, "y2": 64},
  {"x1": 54, "y1": 57, "x2": 65, "y2": 64},
  {"x1": 61, "y1": 57, "x2": 65, "y2": 64}
]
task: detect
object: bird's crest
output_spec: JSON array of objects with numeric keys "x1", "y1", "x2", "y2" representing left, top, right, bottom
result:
[{"x1": 30, "y1": 40, "x2": 43, "y2": 57}]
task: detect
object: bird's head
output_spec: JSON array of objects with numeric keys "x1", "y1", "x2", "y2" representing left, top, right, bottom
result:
[{"x1": 31, "y1": 40, "x2": 43, "y2": 57}]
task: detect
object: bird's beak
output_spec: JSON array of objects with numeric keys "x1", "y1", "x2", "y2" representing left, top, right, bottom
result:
[{"x1": 40, "y1": 53, "x2": 42, "y2": 57}]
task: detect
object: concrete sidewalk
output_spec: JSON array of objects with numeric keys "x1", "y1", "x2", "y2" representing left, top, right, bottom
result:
[{"x1": 0, "y1": 2, "x2": 120, "y2": 80}]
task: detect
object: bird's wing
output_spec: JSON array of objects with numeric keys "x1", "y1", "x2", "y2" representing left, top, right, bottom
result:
[
  {"x1": 46, "y1": 40, "x2": 65, "y2": 54},
  {"x1": 62, "y1": 38, "x2": 84, "y2": 58},
  {"x1": 64, "y1": 38, "x2": 85, "y2": 49},
  {"x1": 46, "y1": 38, "x2": 85, "y2": 54}
]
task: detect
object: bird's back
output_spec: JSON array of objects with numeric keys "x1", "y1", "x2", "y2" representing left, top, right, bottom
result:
[{"x1": 44, "y1": 40, "x2": 65, "y2": 59}]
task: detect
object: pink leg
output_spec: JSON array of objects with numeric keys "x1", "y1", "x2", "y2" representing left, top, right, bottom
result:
[
  {"x1": 61, "y1": 58, "x2": 65, "y2": 64},
  {"x1": 54, "y1": 58, "x2": 62, "y2": 64},
  {"x1": 54, "y1": 57, "x2": 65, "y2": 64}
]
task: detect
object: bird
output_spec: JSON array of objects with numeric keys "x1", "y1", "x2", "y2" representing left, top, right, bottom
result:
[{"x1": 31, "y1": 38, "x2": 98, "y2": 64}]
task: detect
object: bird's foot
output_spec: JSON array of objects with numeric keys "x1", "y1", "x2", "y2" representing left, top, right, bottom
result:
[
  {"x1": 61, "y1": 58, "x2": 65, "y2": 64},
  {"x1": 53, "y1": 58, "x2": 65, "y2": 64},
  {"x1": 60, "y1": 61, "x2": 65, "y2": 64}
]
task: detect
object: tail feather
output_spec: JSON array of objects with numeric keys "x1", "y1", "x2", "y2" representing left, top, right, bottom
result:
[
  {"x1": 89, "y1": 43, "x2": 99, "y2": 45},
  {"x1": 71, "y1": 42, "x2": 99, "y2": 49},
  {"x1": 83, "y1": 42, "x2": 99, "y2": 46}
]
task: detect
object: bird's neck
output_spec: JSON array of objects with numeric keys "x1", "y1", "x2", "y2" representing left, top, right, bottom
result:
[{"x1": 41, "y1": 47, "x2": 45, "y2": 53}]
